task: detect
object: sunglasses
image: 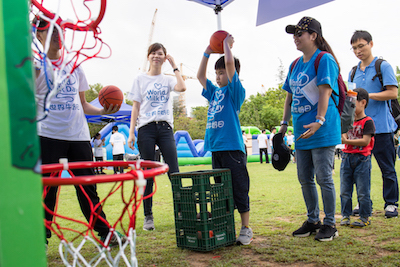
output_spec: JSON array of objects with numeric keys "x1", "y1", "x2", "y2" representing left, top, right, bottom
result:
[{"x1": 294, "y1": 30, "x2": 308, "y2": 37}]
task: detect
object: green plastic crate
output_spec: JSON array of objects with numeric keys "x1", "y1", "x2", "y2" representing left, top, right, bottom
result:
[{"x1": 171, "y1": 169, "x2": 236, "y2": 251}]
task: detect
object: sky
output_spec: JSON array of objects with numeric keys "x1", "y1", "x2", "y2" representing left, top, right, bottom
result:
[{"x1": 52, "y1": 0, "x2": 400, "y2": 115}]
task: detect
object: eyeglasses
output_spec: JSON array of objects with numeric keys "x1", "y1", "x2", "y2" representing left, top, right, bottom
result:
[
  {"x1": 351, "y1": 42, "x2": 369, "y2": 51},
  {"x1": 294, "y1": 30, "x2": 307, "y2": 37}
]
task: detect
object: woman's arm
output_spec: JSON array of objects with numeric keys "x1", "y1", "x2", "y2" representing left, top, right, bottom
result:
[{"x1": 127, "y1": 101, "x2": 140, "y2": 149}]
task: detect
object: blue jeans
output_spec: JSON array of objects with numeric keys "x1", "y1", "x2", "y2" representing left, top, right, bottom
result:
[
  {"x1": 340, "y1": 153, "x2": 372, "y2": 218},
  {"x1": 212, "y1": 151, "x2": 250, "y2": 213},
  {"x1": 137, "y1": 121, "x2": 179, "y2": 216},
  {"x1": 296, "y1": 146, "x2": 336, "y2": 226},
  {"x1": 372, "y1": 133, "x2": 399, "y2": 208}
]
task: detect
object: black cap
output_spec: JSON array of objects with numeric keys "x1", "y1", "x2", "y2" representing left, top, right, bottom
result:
[
  {"x1": 286, "y1": 17, "x2": 322, "y2": 37},
  {"x1": 272, "y1": 133, "x2": 291, "y2": 171}
]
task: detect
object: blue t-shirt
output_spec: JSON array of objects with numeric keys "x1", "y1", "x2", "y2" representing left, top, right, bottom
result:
[
  {"x1": 202, "y1": 71, "x2": 245, "y2": 153},
  {"x1": 282, "y1": 49, "x2": 341, "y2": 150},
  {"x1": 348, "y1": 57, "x2": 398, "y2": 134}
]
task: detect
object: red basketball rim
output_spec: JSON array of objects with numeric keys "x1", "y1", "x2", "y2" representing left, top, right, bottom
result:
[
  {"x1": 42, "y1": 160, "x2": 169, "y2": 186},
  {"x1": 31, "y1": 0, "x2": 107, "y2": 31}
]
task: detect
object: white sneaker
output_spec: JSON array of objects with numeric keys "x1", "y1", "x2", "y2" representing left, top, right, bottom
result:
[
  {"x1": 385, "y1": 205, "x2": 398, "y2": 218},
  {"x1": 236, "y1": 226, "x2": 253, "y2": 245}
]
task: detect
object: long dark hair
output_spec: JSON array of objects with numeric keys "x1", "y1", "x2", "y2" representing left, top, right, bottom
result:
[{"x1": 314, "y1": 34, "x2": 340, "y2": 72}]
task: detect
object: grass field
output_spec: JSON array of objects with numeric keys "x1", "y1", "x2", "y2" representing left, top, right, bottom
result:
[{"x1": 46, "y1": 158, "x2": 400, "y2": 267}]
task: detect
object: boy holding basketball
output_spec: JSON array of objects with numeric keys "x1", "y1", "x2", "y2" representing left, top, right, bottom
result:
[
  {"x1": 197, "y1": 33, "x2": 252, "y2": 245},
  {"x1": 33, "y1": 16, "x2": 125, "y2": 247}
]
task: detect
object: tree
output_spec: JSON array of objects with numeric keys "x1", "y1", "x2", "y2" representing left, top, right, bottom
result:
[
  {"x1": 173, "y1": 105, "x2": 208, "y2": 140},
  {"x1": 86, "y1": 83, "x2": 103, "y2": 102}
]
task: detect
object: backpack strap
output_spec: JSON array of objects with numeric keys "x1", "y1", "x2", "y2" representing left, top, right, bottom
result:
[
  {"x1": 290, "y1": 57, "x2": 301, "y2": 74},
  {"x1": 313, "y1": 51, "x2": 340, "y2": 109},
  {"x1": 372, "y1": 58, "x2": 385, "y2": 89},
  {"x1": 350, "y1": 66, "x2": 357, "y2": 82}
]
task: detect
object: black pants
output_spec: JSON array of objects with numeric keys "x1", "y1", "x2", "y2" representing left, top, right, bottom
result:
[
  {"x1": 95, "y1": 156, "x2": 104, "y2": 173},
  {"x1": 40, "y1": 137, "x2": 109, "y2": 238},
  {"x1": 137, "y1": 121, "x2": 179, "y2": 216},
  {"x1": 259, "y1": 148, "x2": 269, "y2": 163},
  {"x1": 112, "y1": 154, "x2": 124, "y2": 174}
]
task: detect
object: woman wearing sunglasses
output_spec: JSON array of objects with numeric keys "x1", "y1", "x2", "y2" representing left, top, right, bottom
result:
[{"x1": 279, "y1": 17, "x2": 341, "y2": 242}]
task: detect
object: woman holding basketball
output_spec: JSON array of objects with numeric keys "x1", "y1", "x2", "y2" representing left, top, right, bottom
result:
[
  {"x1": 127, "y1": 43, "x2": 186, "y2": 231},
  {"x1": 280, "y1": 17, "x2": 341, "y2": 241}
]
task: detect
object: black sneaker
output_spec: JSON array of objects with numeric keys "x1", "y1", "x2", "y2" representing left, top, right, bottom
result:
[
  {"x1": 292, "y1": 220, "x2": 321, "y2": 237},
  {"x1": 314, "y1": 224, "x2": 338, "y2": 242}
]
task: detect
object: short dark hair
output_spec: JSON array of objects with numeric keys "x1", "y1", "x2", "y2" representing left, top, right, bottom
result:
[
  {"x1": 112, "y1": 125, "x2": 118, "y2": 131},
  {"x1": 32, "y1": 16, "x2": 50, "y2": 32},
  {"x1": 271, "y1": 127, "x2": 276, "y2": 131},
  {"x1": 262, "y1": 129, "x2": 266, "y2": 133},
  {"x1": 354, "y1": 88, "x2": 369, "y2": 108},
  {"x1": 350, "y1": 30, "x2": 372, "y2": 44},
  {"x1": 215, "y1": 56, "x2": 241, "y2": 74}
]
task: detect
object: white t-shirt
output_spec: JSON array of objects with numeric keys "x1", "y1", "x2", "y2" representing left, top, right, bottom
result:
[
  {"x1": 257, "y1": 134, "x2": 268, "y2": 149},
  {"x1": 128, "y1": 72, "x2": 178, "y2": 129},
  {"x1": 269, "y1": 132, "x2": 275, "y2": 148},
  {"x1": 110, "y1": 132, "x2": 126, "y2": 155},
  {"x1": 36, "y1": 64, "x2": 90, "y2": 141},
  {"x1": 286, "y1": 135, "x2": 294, "y2": 146},
  {"x1": 93, "y1": 139, "x2": 104, "y2": 157}
]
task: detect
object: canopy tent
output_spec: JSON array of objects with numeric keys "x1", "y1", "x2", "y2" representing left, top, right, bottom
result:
[
  {"x1": 85, "y1": 98, "x2": 133, "y2": 124},
  {"x1": 256, "y1": 0, "x2": 334, "y2": 26},
  {"x1": 187, "y1": 0, "x2": 235, "y2": 29}
]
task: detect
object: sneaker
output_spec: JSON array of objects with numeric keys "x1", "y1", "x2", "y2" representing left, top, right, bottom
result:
[
  {"x1": 100, "y1": 230, "x2": 128, "y2": 247},
  {"x1": 350, "y1": 217, "x2": 371, "y2": 228},
  {"x1": 314, "y1": 225, "x2": 339, "y2": 242},
  {"x1": 385, "y1": 205, "x2": 398, "y2": 218},
  {"x1": 236, "y1": 226, "x2": 253, "y2": 245},
  {"x1": 340, "y1": 217, "x2": 350, "y2": 226},
  {"x1": 352, "y1": 204, "x2": 360, "y2": 216},
  {"x1": 292, "y1": 220, "x2": 321, "y2": 237},
  {"x1": 143, "y1": 215, "x2": 155, "y2": 231}
]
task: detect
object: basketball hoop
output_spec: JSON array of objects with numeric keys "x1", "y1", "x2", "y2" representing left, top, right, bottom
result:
[
  {"x1": 30, "y1": 0, "x2": 111, "y2": 121},
  {"x1": 42, "y1": 160, "x2": 169, "y2": 267}
]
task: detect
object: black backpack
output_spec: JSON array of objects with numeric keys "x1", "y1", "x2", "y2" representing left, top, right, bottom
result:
[{"x1": 350, "y1": 59, "x2": 400, "y2": 132}]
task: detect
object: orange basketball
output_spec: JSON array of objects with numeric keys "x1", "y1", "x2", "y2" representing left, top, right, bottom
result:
[
  {"x1": 98, "y1": 85, "x2": 123, "y2": 109},
  {"x1": 209, "y1": 30, "x2": 228, "y2": 54}
]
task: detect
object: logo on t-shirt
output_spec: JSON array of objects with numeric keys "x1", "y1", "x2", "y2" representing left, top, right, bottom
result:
[
  {"x1": 147, "y1": 83, "x2": 169, "y2": 107},
  {"x1": 208, "y1": 90, "x2": 224, "y2": 121}
]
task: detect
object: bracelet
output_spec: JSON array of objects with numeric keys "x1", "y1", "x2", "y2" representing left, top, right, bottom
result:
[
  {"x1": 316, "y1": 119, "x2": 324, "y2": 126},
  {"x1": 173, "y1": 68, "x2": 179, "y2": 72},
  {"x1": 204, "y1": 52, "x2": 210, "y2": 58},
  {"x1": 280, "y1": 121, "x2": 288, "y2": 126},
  {"x1": 316, "y1": 115, "x2": 326, "y2": 122}
]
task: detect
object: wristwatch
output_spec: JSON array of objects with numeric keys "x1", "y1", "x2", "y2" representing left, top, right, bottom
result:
[{"x1": 280, "y1": 121, "x2": 288, "y2": 126}]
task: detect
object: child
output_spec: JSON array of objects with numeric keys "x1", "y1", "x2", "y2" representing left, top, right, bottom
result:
[
  {"x1": 340, "y1": 88, "x2": 375, "y2": 227},
  {"x1": 197, "y1": 34, "x2": 252, "y2": 245},
  {"x1": 33, "y1": 16, "x2": 125, "y2": 246},
  {"x1": 93, "y1": 133, "x2": 105, "y2": 174}
]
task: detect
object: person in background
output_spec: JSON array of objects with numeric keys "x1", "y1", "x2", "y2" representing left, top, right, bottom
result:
[
  {"x1": 349, "y1": 30, "x2": 398, "y2": 218},
  {"x1": 110, "y1": 125, "x2": 126, "y2": 174},
  {"x1": 257, "y1": 129, "x2": 269, "y2": 163},
  {"x1": 93, "y1": 133, "x2": 105, "y2": 174}
]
